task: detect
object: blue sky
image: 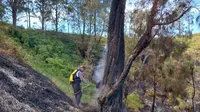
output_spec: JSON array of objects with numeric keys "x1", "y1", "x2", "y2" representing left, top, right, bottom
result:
[{"x1": 190, "y1": 0, "x2": 200, "y2": 33}]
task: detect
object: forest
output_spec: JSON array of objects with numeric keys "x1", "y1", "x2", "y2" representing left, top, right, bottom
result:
[{"x1": 0, "y1": 0, "x2": 200, "y2": 112}]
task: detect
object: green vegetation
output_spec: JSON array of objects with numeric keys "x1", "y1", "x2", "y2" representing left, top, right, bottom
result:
[
  {"x1": 1, "y1": 21, "x2": 200, "y2": 110},
  {"x1": 124, "y1": 91, "x2": 144, "y2": 112},
  {"x1": 0, "y1": 22, "x2": 104, "y2": 104},
  {"x1": 124, "y1": 33, "x2": 200, "y2": 111}
]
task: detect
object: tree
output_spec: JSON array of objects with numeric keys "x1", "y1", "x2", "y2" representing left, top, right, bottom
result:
[
  {"x1": 98, "y1": 0, "x2": 126, "y2": 111},
  {"x1": 51, "y1": 0, "x2": 68, "y2": 32},
  {"x1": 5, "y1": 0, "x2": 26, "y2": 27},
  {"x1": 69, "y1": 0, "x2": 87, "y2": 42},
  {"x1": 85, "y1": 0, "x2": 110, "y2": 38},
  {"x1": 24, "y1": 0, "x2": 34, "y2": 28},
  {"x1": 34, "y1": 0, "x2": 52, "y2": 30},
  {"x1": 69, "y1": 0, "x2": 110, "y2": 42},
  {"x1": 98, "y1": 0, "x2": 191, "y2": 111}
]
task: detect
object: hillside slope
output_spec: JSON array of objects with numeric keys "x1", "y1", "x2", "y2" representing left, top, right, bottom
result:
[
  {"x1": 0, "y1": 54, "x2": 81, "y2": 112},
  {"x1": 0, "y1": 22, "x2": 104, "y2": 104}
]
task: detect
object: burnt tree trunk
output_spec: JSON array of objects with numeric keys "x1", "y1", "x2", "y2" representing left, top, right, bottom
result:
[
  {"x1": 99, "y1": 0, "x2": 126, "y2": 111},
  {"x1": 98, "y1": 0, "x2": 191, "y2": 111}
]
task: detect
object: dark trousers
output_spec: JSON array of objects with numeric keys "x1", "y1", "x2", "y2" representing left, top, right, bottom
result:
[{"x1": 72, "y1": 82, "x2": 82, "y2": 106}]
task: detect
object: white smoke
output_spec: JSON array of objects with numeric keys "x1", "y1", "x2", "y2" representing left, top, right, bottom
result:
[
  {"x1": 92, "y1": 45, "x2": 107, "y2": 106},
  {"x1": 93, "y1": 45, "x2": 107, "y2": 83}
]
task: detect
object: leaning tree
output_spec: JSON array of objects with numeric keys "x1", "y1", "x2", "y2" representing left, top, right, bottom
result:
[{"x1": 98, "y1": 0, "x2": 192, "y2": 111}]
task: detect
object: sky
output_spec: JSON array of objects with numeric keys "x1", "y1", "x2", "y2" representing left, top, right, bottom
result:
[{"x1": 15, "y1": 0, "x2": 200, "y2": 34}]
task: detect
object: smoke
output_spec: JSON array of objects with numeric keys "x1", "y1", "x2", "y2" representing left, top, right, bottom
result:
[
  {"x1": 92, "y1": 45, "x2": 107, "y2": 106},
  {"x1": 93, "y1": 45, "x2": 107, "y2": 84}
]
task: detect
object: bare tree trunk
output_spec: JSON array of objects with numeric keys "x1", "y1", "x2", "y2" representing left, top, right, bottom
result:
[
  {"x1": 179, "y1": 20, "x2": 181, "y2": 37},
  {"x1": 151, "y1": 73, "x2": 156, "y2": 112},
  {"x1": 55, "y1": 3, "x2": 58, "y2": 32},
  {"x1": 99, "y1": 0, "x2": 126, "y2": 111},
  {"x1": 12, "y1": 0, "x2": 17, "y2": 27},
  {"x1": 82, "y1": 19, "x2": 85, "y2": 43},
  {"x1": 98, "y1": 21, "x2": 105, "y2": 44},
  {"x1": 191, "y1": 65, "x2": 195, "y2": 112},
  {"x1": 28, "y1": 10, "x2": 31, "y2": 28},
  {"x1": 94, "y1": 10, "x2": 97, "y2": 41},
  {"x1": 68, "y1": 23, "x2": 70, "y2": 33},
  {"x1": 12, "y1": 10, "x2": 17, "y2": 27},
  {"x1": 41, "y1": 17, "x2": 44, "y2": 30},
  {"x1": 28, "y1": 1, "x2": 31, "y2": 28},
  {"x1": 41, "y1": 1, "x2": 45, "y2": 31},
  {"x1": 89, "y1": 14, "x2": 92, "y2": 35}
]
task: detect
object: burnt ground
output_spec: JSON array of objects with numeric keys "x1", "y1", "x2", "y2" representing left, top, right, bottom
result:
[{"x1": 0, "y1": 54, "x2": 82, "y2": 112}]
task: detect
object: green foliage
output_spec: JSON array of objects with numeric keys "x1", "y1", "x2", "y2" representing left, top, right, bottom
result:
[
  {"x1": 171, "y1": 39, "x2": 188, "y2": 59},
  {"x1": 0, "y1": 4, "x2": 5, "y2": 19},
  {"x1": 124, "y1": 35, "x2": 199, "y2": 111},
  {"x1": 0, "y1": 7, "x2": 3, "y2": 13},
  {"x1": 3, "y1": 25, "x2": 103, "y2": 104},
  {"x1": 173, "y1": 96, "x2": 191, "y2": 111},
  {"x1": 125, "y1": 91, "x2": 144, "y2": 112}
]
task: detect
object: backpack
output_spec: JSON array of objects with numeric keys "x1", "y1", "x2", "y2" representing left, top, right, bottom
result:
[{"x1": 69, "y1": 69, "x2": 78, "y2": 83}]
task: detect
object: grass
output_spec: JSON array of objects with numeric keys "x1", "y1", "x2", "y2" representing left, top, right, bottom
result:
[{"x1": 0, "y1": 22, "x2": 104, "y2": 104}]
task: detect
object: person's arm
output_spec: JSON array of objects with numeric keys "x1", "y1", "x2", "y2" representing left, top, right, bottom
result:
[{"x1": 78, "y1": 72, "x2": 89, "y2": 86}]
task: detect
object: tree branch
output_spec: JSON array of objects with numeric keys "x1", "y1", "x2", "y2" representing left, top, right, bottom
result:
[{"x1": 154, "y1": 6, "x2": 191, "y2": 25}]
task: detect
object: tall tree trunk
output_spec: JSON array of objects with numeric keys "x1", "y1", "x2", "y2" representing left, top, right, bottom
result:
[
  {"x1": 82, "y1": 19, "x2": 85, "y2": 43},
  {"x1": 55, "y1": 3, "x2": 58, "y2": 32},
  {"x1": 12, "y1": 10, "x2": 17, "y2": 27},
  {"x1": 151, "y1": 73, "x2": 156, "y2": 112},
  {"x1": 28, "y1": 1, "x2": 31, "y2": 28},
  {"x1": 98, "y1": 20, "x2": 105, "y2": 44},
  {"x1": 188, "y1": 16, "x2": 191, "y2": 35},
  {"x1": 42, "y1": 17, "x2": 44, "y2": 30},
  {"x1": 68, "y1": 23, "x2": 70, "y2": 33},
  {"x1": 99, "y1": 0, "x2": 126, "y2": 111},
  {"x1": 191, "y1": 65, "x2": 195, "y2": 112},
  {"x1": 94, "y1": 10, "x2": 97, "y2": 41},
  {"x1": 41, "y1": 2, "x2": 44, "y2": 31},
  {"x1": 28, "y1": 10, "x2": 31, "y2": 28},
  {"x1": 89, "y1": 14, "x2": 92, "y2": 35},
  {"x1": 12, "y1": 0, "x2": 17, "y2": 27},
  {"x1": 179, "y1": 20, "x2": 181, "y2": 37}
]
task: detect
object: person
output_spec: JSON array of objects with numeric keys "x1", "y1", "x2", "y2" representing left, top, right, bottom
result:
[{"x1": 71, "y1": 65, "x2": 90, "y2": 108}]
